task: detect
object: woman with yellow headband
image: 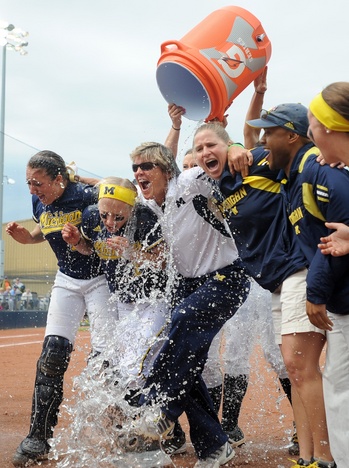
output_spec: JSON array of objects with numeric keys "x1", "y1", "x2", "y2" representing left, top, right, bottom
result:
[
  {"x1": 306, "y1": 82, "x2": 349, "y2": 468},
  {"x1": 61, "y1": 176, "x2": 171, "y2": 393},
  {"x1": 308, "y1": 82, "x2": 349, "y2": 166},
  {"x1": 310, "y1": 83, "x2": 349, "y2": 257}
]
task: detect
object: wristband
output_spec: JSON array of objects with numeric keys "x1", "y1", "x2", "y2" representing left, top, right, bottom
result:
[
  {"x1": 228, "y1": 143, "x2": 244, "y2": 149},
  {"x1": 172, "y1": 125, "x2": 181, "y2": 131},
  {"x1": 73, "y1": 236, "x2": 82, "y2": 247},
  {"x1": 255, "y1": 91, "x2": 265, "y2": 95}
]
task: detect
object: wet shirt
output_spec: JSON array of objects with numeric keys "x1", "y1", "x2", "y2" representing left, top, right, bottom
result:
[
  {"x1": 215, "y1": 146, "x2": 307, "y2": 292},
  {"x1": 81, "y1": 204, "x2": 168, "y2": 302},
  {"x1": 32, "y1": 182, "x2": 102, "y2": 279},
  {"x1": 139, "y1": 167, "x2": 239, "y2": 278},
  {"x1": 281, "y1": 143, "x2": 349, "y2": 314}
]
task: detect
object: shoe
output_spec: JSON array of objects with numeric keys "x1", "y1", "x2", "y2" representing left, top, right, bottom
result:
[
  {"x1": 225, "y1": 425, "x2": 245, "y2": 448},
  {"x1": 289, "y1": 459, "x2": 321, "y2": 467},
  {"x1": 117, "y1": 411, "x2": 174, "y2": 453},
  {"x1": 156, "y1": 412, "x2": 175, "y2": 440},
  {"x1": 194, "y1": 441, "x2": 235, "y2": 467},
  {"x1": 12, "y1": 437, "x2": 50, "y2": 466},
  {"x1": 310, "y1": 458, "x2": 337, "y2": 468},
  {"x1": 161, "y1": 430, "x2": 187, "y2": 455},
  {"x1": 288, "y1": 427, "x2": 300, "y2": 456}
]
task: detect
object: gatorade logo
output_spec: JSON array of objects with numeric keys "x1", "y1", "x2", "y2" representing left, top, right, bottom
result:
[{"x1": 200, "y1": 16, "x2": 267, "y2": 99}]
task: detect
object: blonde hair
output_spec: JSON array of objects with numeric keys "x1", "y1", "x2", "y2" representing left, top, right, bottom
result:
[
  {"x1": 130, "y1": 142, "x2": 181, "y2": 178},
  {"x1": 193, "y1": 122, "x2": 231, "y2": 151}
]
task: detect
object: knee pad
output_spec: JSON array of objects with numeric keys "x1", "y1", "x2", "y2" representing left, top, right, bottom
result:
[{"x1": 38, "y1": 335, "x2": 73, "y2": 378}]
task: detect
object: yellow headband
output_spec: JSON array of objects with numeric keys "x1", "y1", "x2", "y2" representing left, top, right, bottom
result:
[
  {"x1": 98, "y1": 184, "x2": 137, "y2": 206},
  {"x1": 309, "y1": 93, "x2": 349, "y2": 132}
]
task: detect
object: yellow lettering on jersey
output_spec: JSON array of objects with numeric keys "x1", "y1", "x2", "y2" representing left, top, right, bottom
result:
[
  {"x1": 40, "y1": 210, "x2": 82, "y2": 235},
  {"x1": 289, "y1": 207, "x2": 303, "y2": 225},
  {"x1": 94, "y1": 240, "x2": 120, "y2": 260},
  {"x1": 220, "y1": 187, "x2": 247, "y2": 213}
]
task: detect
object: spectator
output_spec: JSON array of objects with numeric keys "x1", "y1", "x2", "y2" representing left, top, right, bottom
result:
[
  {"x1": 1, "y1": 276, "x2": 11, "y2": 290},
  {"x1": 21, "y1": 289, "x2": 33, "y2": 310}
]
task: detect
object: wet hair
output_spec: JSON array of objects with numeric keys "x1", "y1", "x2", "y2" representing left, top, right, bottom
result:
[
  {"x1": 322, "y1": 82, "x2": 349, "y2": 122},
  {"x1": 129, "y1": 142, "x2": 181, "y2": 178},
  {"x1": 27, "y1": 150, "x2": 69, "y2": 181},
  {"x1": 193, "y1": 122, "x2": 231, "y2": 150}
]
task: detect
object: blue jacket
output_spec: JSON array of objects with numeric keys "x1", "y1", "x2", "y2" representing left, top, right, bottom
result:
[
  {"x1": 280, "y1": 143, "x2": 349, "y2": 314},
  {"x1": 215, "y1": 146, "x2": 307, "y2": 292}
]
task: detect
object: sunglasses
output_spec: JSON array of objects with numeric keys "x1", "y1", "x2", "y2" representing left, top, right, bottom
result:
[
  {"x1": 132, "y1": 162, "x2": 158, "y2": 172},
  {"x1": 100, "y1": 212, "x2": 125, "y2": 222},
  {"x1": 260, "y1": 109, "x2": 295, "y2": 127}
]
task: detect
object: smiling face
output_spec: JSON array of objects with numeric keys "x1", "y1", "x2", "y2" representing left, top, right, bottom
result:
[
  {"x1": 133, "y1": 156, "x2": 169, "y2": 206},
  {"x1": 193, "y1": 128, "x2": 228, "y2": 180},
  {"x1": 26, "y1": 167, "x2": 65, "y2": 205},
  {"x1": 98, "y1": 198, "x2": 132, "y2": 233},
  {"x1": 307, "y1": 110, "x2": 337, "y2": 164},
  {"x1": 260, "y1": 127, "x2": 295, "y2": 174}
]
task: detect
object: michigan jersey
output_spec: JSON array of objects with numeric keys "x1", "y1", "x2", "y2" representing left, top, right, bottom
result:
[
  {"x1": 81, "y1": 204, "x2": 168, "y2": 302},
  {"x1": 32, "y1": 182, "x2": 102, "y2": 279},
  {"x1": 216, "y1": 146, "x2": 307, "y2": 292},
  {"x1": 282, "y1": 143, "x2": 349, "y2": 314}
]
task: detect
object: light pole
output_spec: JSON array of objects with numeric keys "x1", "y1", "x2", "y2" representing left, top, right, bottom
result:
[{"x1": 0, "y1": 22, "x2": 28, "y2": 279}]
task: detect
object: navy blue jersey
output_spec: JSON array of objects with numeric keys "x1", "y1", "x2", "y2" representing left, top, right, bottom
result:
[
  {"x1": 215, "y1": 146, "x2": 307, "y2": 292},
  {"x1": 281, "y1": 143, "x2": 349, "y2": 314},
  {"x1": 81, "y1": 203, "x2": 168, "y2": 302},
  {"x1": 32, "y1": 181, "x2": 102, "y2": 279}
]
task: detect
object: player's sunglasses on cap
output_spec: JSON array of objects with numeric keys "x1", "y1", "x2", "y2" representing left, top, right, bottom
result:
[
  {"x1": 260, "y1": 109, "x2": 294, "y2": 125},
  {"x1": 132, "y1": 162, "x2": 159, "y2": 172},
  {"x1": 246, "y1": 103, "x2": 309, "y2": 137}
]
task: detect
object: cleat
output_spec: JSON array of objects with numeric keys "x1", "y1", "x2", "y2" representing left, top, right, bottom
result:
[
  {"x1": 225, "y1": 425, "x2": 245, "y2": 448},
  {"x1": 310, "y1": 458, "x2": 337, "y2": 468},
  {"x1": 194, "y1": 441, "x2": 235, "y2": 467},
  {"x1": 116, "y1": 411, "x2": 175, "y2": 453},
  {"x1": 161, "y1": 426, "x2": 187, "y2": 455},
  {"x1": 12, "y1": 437, "x2": 50, "y2": 467},
  {"x1": 156, "y1": 412, "x2": 175, "y2": 440}
]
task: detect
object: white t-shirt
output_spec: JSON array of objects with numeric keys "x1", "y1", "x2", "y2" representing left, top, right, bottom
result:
[{"x1": 138, "y1": 167, "x2": 239, "y2": 278}]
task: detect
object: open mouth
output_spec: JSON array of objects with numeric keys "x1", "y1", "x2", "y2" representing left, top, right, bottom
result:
[
  {"x1": 138, "y1": 180, "x2": 151, "y2": 191},
  {"x1": 206, "y1": 159, "x2": 219, "y2": 171}
]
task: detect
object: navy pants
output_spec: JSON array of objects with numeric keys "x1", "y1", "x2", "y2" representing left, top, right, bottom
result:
[{"x1": 142, "y1": 260, "x2": 250, "y2": 458}]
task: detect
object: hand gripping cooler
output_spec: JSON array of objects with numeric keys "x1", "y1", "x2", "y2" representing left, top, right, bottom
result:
[{"x1": 156, "y1": 6, "x2": 272, "y2": 121}]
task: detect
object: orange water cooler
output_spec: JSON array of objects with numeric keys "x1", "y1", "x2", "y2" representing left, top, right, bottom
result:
[{"x1": 156, "y1": 6, "x2": 272, "y2": 121}]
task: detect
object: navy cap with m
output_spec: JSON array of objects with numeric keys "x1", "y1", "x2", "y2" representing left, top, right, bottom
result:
[{"x1": 246, "y1": 103, "x2": 309, "y2": 137}]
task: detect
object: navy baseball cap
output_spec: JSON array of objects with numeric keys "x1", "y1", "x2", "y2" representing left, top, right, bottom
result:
[{"x1": 246, "y1": 103, "x2": 309, "y2": 137}]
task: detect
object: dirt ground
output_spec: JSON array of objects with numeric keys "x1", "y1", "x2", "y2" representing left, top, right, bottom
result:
[{"x1": 0, "y1": 327, "x2": 304, "y2": 468}]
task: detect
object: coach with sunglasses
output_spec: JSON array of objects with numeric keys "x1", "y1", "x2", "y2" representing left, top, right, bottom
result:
[{"x1": 124, "y1": 142, "x2": 250, "y2": 467}]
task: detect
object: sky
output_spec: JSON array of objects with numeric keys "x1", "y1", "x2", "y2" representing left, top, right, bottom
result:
[{"x1": 1, "y1": 0, "x2": 348, "y2": 223}]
